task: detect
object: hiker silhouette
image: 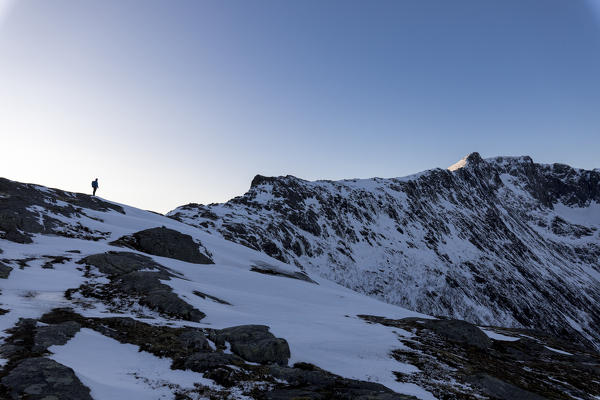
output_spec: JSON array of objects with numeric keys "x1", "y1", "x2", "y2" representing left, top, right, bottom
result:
[{"x1": 91, "y1": 178, "x2": 99, "y2": 196}]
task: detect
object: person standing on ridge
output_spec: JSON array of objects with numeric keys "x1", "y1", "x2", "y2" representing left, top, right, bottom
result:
[{"x1": 91, "y1": 178, "x2": 99, "y2": 196}]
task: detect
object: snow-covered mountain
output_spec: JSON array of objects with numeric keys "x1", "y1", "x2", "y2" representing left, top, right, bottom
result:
[
  {"x1": 1, "y1": 174, "x2": 599, "y2": 399},
  {"x1": 0, "y1": 177, "x2": 427, "y2": 399},
  {"x1": 169, "y1": 153, "x2": 600, "y2": 351}
]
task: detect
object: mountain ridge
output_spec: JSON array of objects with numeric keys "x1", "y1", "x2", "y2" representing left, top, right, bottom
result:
[
  {"x1": 1, "y1": 172, "x2": 599, "y2": 399},
  {"x1": 169, "y1": 153, "x2": 600, "y2": 350}
]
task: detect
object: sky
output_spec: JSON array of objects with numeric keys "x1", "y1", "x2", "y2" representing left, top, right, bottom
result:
[{"x1": 1, "y1": 0, "x2": 599, "y2": 213}]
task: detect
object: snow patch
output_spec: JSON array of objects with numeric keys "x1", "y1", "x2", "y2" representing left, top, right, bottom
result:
[
  {"x1": 480, "y1": 328, "x2": 520, "y2": 342},
  {"x1": 553, "y1": 202, "x2": 600, "y2": 227},
  {"x1": 49, "y1": 328, "x2": 216, "y2": 400},
  {"x1": 544, "y1": 346, "x2": 573, "y2": 356}
]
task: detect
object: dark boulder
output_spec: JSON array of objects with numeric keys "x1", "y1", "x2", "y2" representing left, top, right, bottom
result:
[
  {"x1": 0, "y1": 261, "x2": 12, "y2": 279},
  {"x1": 79, "y1": 251, "x2": 170, "y2": 277},
  {"x1": 268, "y1": 365, "x2": 336, "y2": 387},
  {"x1": 423, "y1": 319, "x2": 491, "y2": 349},
  {"x1": 177, "y1": 329, "x2": 211, "y2": 353},
  {"x1": 265, "y1": 387, "x2": 411, "y2": 400},
  {"x1": 111, "y1": 226, "x2": 213, "y2": 264},
  {"x1": 209, "y1": 325, "x2": 290, "y2": 365},
  {"x1": 113, "y1": 271, "x2": 205, "y2": 322},
  {"x1": 467, "y1": 373, "x2": 547, "y2": 400},
  {"x1": 266, "y1": 364, "x2": 416, "y2": 400},
  {"x1": 0, "y1": 344, "x2": 23, "y2": 360},
  {"x1": 0, "y1": 318, "x2": 81, "y2": 364},
  {"x1": 183, "y1": 352, "x2": 244, "y2": 372},
  {"x1": 78, "y1": 252, "x2": 205, "y2": 322},
  {"x1": 33, "y1": 321, "x2": 81, "y2": 353},
  {"x1": 1, "y1": 357, "x2": 93, "y2": 400},
  {"x1": 264, "y1": 388, "x2": 326, "y2": 399},
  {"x1": 0, "y1": 318, "x2": 37, "y2": 359}
]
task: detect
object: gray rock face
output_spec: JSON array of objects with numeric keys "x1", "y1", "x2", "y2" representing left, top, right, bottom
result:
[
  {"x1": 0, "y1": 177, "x2": 123, "y2": 243},
  {"x1": 33, "y1": 321, "x2": 81, "y2": 352},
  {"x1": 0, "y1": 318, "x2": 38, "y2": 359},
  {"x1": 467, "y1": 374, "x2": 547, "y2": 400},
  {"x1": 362, "y1": 315, "x2": 600, "y2": 399},
  {"x1": 183, "y1": 352, "x2": 244, "y2": 372},
  {"x1": 267, "y1": 364, "x2": 415, "y2": 400},
  {"x1": 0, "y1": 261, "x2": 12, "y2": 279},
  {"x1": 111, "y1": 226, "x2": 213, "y2": 264},
  {"x1": 169, "y1": 154, "x2": 600, "y2": 350},
  {"x1": 80, "y1": 251, "x2": 170, "y2": 276},
  {"x1": 78, "y1": 252, "x2": 205, "y2": 321},
  {"x1": 0, "y1": 318, "x2": 81, "y2": 361},
  {"x1": 422, "y1": 319, "x2": 491, "y2": 349},
  {"x1": 0, "y1": 344, "x2": 22, "y2": 360},
  {"x1": 177, "y1": 329, "x2": 211, "y2": 353},
  {"x1": 210, "y1": 325, "x2": 290, "y2": 365},
  {"x1": 268, "y1": 365, "x2": 336, "y2": 387},
  {"x1": 1, "y1": 357, "x2": 92, "y2": 400},
  {"x1": 265, "y1": 386, "x2": 411, "y2": 400}
]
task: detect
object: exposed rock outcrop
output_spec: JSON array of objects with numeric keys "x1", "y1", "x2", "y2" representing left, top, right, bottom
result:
[
  {"x1": 32, "y1": 321, "x2": 81, "y2": 353},
  {"x1": 74, "y1": 251, "x2": 205, "y2": 321},
  {"x1": 361, "y1": 315, "x2": 600, "y2": 399},
  {"x1": 0, "y1": 177, "x2": 123, "y2": 243},
  {"x1": 1, "y1": 357, "x2": 92, "y2": 400},
  {"x1": 421, "y1": 318, "x2": 491, "y2": 349},
  {"x1": 28, "y1": 308, "x2": 408, "y2": 399},
  {"x1": 209, "y1": 325, "x2": 291, "y2": 366},
  {"x1": 183, "y1": 352, "x2": 244, "y2": 372},
  {"x1": 466, "y1": 374, "x2": 547, "y2": 400},
  {"x1": 0, "y1": 318, "x2": 90, "y2": 400},
  {"x1": 0, "y1": 261, "x2": 12, "y2": 279},
  {"x1": 265, "y1": 363, "x2": 413, "y2": 400},
  {"x1": 110, "y1": 226, "x2": 213, "y2": 264}
]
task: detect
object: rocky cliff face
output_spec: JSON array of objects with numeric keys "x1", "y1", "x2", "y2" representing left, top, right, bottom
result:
[{"x1": 169, "y1": 153, "x2": 600, "y2": 350}]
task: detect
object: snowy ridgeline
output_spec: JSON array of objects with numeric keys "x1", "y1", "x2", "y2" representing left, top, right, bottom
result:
[
  {"x1": 168, "y1": 153, "x2": 600, "y2": 352},
  {"x1": 0, "y1": 164, "x2": 599, "y2": 399}
]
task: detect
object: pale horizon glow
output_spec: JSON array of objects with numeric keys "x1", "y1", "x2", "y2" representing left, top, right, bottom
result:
[
  {"x1": 1, "y1": 1, "x2": 599, "y2": 213},
  {"x1": 0, "y1": 0, "x2": 14, "y2": 24}
]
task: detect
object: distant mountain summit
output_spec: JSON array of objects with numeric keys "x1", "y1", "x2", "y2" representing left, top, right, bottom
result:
[
  {"x1": 169, "y1": 153, "x2": 600, "y2": 350},
  {"x1": 447, "y1": 151, "x2": 484, "y2": 171}
]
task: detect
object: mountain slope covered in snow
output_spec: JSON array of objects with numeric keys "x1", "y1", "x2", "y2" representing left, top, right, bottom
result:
[
  {"x1": 169, "y1": 153, "x2": 600, "y2": 351},
  {"x1": 1, "y1": 176, "x2": 599, "y2": 399},
  {"x1": 0, "y1": 177, "x2": 427, "y2": 399}
]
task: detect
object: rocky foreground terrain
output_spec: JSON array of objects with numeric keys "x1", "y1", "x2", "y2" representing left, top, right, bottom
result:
[
  {"x1": 169, "y1": 153, "x2": 600, "y2": 352},
  {"x1": 0, "y1": 165, "x2": 599, "y2": 399}
]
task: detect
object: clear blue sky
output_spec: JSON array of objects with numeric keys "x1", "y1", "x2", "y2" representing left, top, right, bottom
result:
[{"x1": 1, "y1": 0, "x2": 599, "y2": 212}]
